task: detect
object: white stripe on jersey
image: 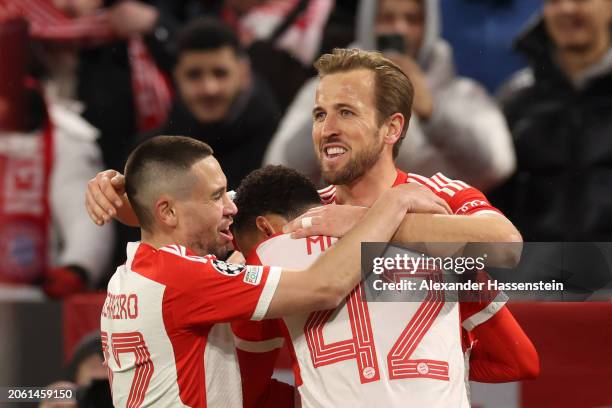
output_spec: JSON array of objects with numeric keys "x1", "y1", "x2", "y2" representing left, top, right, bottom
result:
[
  {"x1": 462, "y1": 292, "x2": 508, "y2": 331},
  {"x1": 408, "y1": 173, "x2": 457, "y2": 196},
  {"x1": 251, "y1": 267, "x2": 282, "y2": 320},
  {"x1": 435, "y1": 173, "x2": 471, "y2": 190},
  {"x1": 160, "y1": 245, "x2": 211, "y2": 264},
  {"x1": 470, "y1": 209, "x2": 503, "y2": 217},
  {"x1": 317, "y1": 185, "x2": 337, "y2": 203}
]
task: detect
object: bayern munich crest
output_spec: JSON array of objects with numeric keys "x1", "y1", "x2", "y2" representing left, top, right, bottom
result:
[{"x1": 211, "y1": 260, "x2": 245, "y2": 276}]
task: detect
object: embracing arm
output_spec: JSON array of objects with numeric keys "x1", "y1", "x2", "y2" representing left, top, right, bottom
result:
[
  {"x1": 264, "y1": 186, "x2": 414, "y2": 318},
  {"x1": 285, "y1": 206, "x2": 522, "y2": 268}
]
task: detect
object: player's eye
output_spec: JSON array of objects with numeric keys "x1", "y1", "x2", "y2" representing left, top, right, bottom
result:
[
  {"x1": 340, "y1": 109, "x2": 354, "y2": 118},
  {"x1": 313, "y1": 111, "x2": 326, "y2": 121}
]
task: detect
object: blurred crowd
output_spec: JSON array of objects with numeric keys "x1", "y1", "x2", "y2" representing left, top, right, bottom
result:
[{"x1": 0, "y1": 0, "x2": 610, "y2": 307}]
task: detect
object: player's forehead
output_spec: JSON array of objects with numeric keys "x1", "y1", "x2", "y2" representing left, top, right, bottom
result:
[
  {"x1": 314, "y1": 69, "x2": 376, "y2": 111},
  {"x1": 191, "y1": 156, "x2": 228, "y2": 194}
]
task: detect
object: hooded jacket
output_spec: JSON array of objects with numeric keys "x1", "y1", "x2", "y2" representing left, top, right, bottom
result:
[
  {"x1": 263, "y1": 0, "x2": 515, "y2": 191},
  {"x1": 494, "y1": 17, "x2": 612, "y2": 241}
]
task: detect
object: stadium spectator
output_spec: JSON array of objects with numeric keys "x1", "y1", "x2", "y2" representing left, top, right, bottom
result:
[
  {"x1": 10, "y1": 0, "x2": 173, "y2": 174},
  {"x1": 107, "y1": 0, "x2": 334, "y2": 109},
  {"x1": 40, "y1": 335, "x2": 111, "y2": 408},
  {"x1": 495, "y1": 0, "x2": 612, "y2": 241},
  {"x1": 264, "y1": 0, "x2": 516, "y2": 191},
  {"x1": 135, "y1": 18, "x2": 281, "y2": 190},
  {"x1": 97, "y1": 135, "x2": 421, "y2": 407},
  {"x1": 0, "y1": 18, "x2": 113, "y2": 298},
  {"x1": 67, "y1": 334, "x2": 107, "y2": 388}
]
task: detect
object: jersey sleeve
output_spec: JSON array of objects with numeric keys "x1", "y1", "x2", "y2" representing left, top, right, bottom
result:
[
  {"x1": 159, "y1": 247, "x2": 282, "y2": 326},
  {"x1": 459, "y1": 270, "x2": 508, "y2": 331},
  {"x1": 408, "y1": 172, "x2": 503, "y2": 216},
  {"x1": 231, "y1": 319, "x2": 285, "y2": 408},
  {"x1": 467, "y1": 306, "x2": 540, "y2": 382}
]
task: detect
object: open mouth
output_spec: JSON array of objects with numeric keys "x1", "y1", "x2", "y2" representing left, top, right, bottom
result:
[
  {"x1": 219, "y1": 226, "x2": 234, "y2": 243},
  {"x1": 323, "y1": 145, "x2": 348, "y2": 161}
]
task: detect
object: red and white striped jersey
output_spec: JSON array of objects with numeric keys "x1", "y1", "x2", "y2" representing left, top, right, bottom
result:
[
  {"x1": 100, "y1": 242, "x2": 281, "y2": 408},
  {"x1": 233, "y1": 170, "x2": 506, "y2": 407},
  {"x1": 319, "y1": 170, "x2": 503, "y2": 217}
]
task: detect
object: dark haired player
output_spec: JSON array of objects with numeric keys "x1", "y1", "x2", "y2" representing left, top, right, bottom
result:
[{"x1": 231, "y1": 165, "x2": 539, "y2": 408}]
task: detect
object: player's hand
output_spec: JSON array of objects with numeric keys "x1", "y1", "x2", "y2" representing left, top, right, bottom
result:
[
  {"x1": 86, "y1": 169, "x2": 137, "y2": 226},
  {"x1": 283, "y1": 205, "x2": 368, "y2": 239},
  {"x1": 385, "y1": 53, "x2": 434, "y2": 120},
  {"x1": 393, "y1": 183, "x2": 452, "y2": 215}
]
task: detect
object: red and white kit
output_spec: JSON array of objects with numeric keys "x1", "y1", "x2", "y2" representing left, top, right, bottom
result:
[
  {"x1": 100, "y1": 242, "x2": 282, "y2": 408},
  {"x1": 234, "y1": 170, "x2": 507, "y2": 408}
]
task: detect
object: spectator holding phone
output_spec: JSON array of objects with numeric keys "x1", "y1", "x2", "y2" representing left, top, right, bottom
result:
[{"x1": 265, "y1": 0, "x2": 516, "y2": 191}]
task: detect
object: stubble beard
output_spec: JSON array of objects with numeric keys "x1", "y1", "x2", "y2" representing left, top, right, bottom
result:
[{"x1": 321, "y1": 135, "x2": 384, "y2": 186}]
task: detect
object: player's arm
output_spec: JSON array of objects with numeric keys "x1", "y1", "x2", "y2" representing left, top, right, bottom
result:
[
  {"x1": 285, "y1": 207, "x2": 522, "y2": 268},
  {"x1": 173, "y1": 185, "x2": 416, "y2": 325},
  {"x1": 284, "y1": 186, "x2": 522, "y2": 267},
  {"x1": 391, "y1": 212, "x2": 523, "y2": 267},
  {"x1": 467, "y1": 306, "x2": 540, "y2": 382},
  {"x1": 264, "y1": 184, "x2": 417, "y2": 318}
]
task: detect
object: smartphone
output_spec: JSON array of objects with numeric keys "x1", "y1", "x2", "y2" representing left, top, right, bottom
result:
[{"x1": 376, "y1": 34, "x2": 407, "y2": 54}]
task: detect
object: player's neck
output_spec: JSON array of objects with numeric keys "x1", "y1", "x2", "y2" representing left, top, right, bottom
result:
[
  {"x1": 334, "y1": 159, "x2": 397, "y2": 207},
  {"x1": 140, "y1": 230, "x2": 177, "y2": 251}
]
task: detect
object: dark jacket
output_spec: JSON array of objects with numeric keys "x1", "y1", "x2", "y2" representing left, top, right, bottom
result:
[
  {"x1": 78, "y1": 42, "x2": 137, "y2": 173},
  {"x1": 494, "y1": 20, "x2": 612, "y2": 241},
  {"x1": 137, "y1": 79, "x2": 281, "y2": 189}
]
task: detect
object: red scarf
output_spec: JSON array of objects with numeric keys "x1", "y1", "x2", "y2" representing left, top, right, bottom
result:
[
  {"x1": 0, "y1": 120, "x2": 52, "y2": 284},
  {"x1": 0, "y1": 0, "x2": 172, "y2": 132}
]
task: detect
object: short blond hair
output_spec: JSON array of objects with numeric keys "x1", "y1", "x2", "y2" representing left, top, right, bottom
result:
[{"x1": 314, "y1": 48, "x2": 414, "y2": 159}]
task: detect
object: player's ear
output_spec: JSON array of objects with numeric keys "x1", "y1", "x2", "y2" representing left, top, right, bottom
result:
[
  {"x1": 255, "y1": 216, "x2": 275, "y2": 237},
  {"x1": 382, "y1": 113, "x2": 404, "y2": 146},
  {"x1": 155, "y1": 195, "x2": 178, "y2": 228}
]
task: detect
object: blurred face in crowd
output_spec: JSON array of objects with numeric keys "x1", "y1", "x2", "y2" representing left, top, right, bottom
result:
[
  {"x1": 75, "y1": 354, "x2": 107, "y2": 387},
  {"x1": 52, "y1": 0, "x2": 102, "y2": 17},
  {"x1": 543, "y1": 0, "x2": 612, "y2": 52},
  {"x1": 375, "y1": 0, "x2": 426, "y2": 57},
  {"x1": 174, "y1": 46, "x2": 248, "y2": 124},
  {"x1": 312, "y1": 69, "x2": 387, "y2": 185},
  {"x1": 172, "y1": 157, "x2": 237, "y2": 258}
]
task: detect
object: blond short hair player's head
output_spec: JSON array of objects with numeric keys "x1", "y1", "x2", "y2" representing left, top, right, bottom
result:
[{"x1": 313, "y1": 49, "x2": 414, "y2": 187}]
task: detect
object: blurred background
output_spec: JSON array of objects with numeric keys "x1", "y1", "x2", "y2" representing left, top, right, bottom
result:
[{"x1": 0, "y1": 0, "x2": 611, "y2": 407}]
